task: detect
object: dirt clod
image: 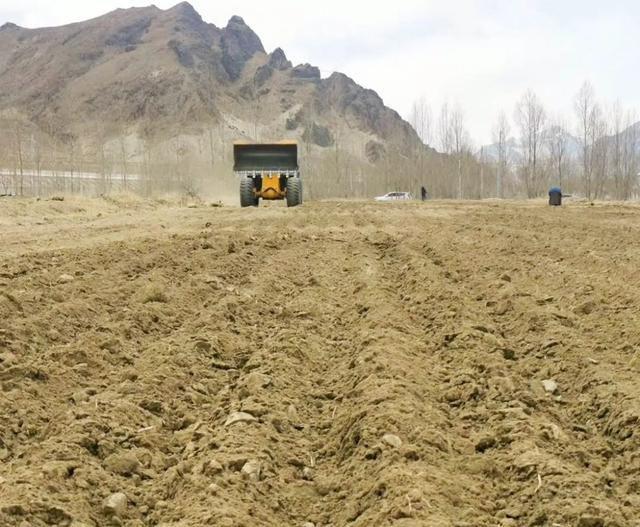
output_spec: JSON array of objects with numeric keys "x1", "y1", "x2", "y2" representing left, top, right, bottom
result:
[
  {"x1": 577, "y1": 515, "x2": 605, "y2": 527},
  {"x1": 103, "y1": 452, "x2": 140, "y2": 476}
]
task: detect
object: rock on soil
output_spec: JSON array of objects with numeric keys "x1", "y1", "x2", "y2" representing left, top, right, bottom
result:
[
  {"x1": 241, "y1": 460, "x2": 262, "y2": 481},
  {"x1": 382, "y1": 433, "x2": 403, "y2": 448},
  {"x1": 224, "y1": 411, "x2": 258, "y2": 426},
  {"x1": 102, "y1": 492, "x2": 127, "y2": 516}
]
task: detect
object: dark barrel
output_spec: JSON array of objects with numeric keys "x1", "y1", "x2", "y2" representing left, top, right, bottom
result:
[
  {"x1": 233, "y1": 143, "x2": 298, "y2": 172},
  {"x1": 549, "y1": 187, "x2": 562, "y2": 206}
]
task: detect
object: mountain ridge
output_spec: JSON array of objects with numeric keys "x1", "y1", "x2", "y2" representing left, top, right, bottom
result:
[{"x1": 0, "y1": 1, "x2": 426, "y2": 184}]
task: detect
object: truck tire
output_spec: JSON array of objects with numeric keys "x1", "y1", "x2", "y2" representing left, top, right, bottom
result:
[
  {"x1": 240, "y1": 178, "x2": 258, "y2": 207},
  {"x1": 286, "y1": 178, "x2": 302, "y2": 208}
]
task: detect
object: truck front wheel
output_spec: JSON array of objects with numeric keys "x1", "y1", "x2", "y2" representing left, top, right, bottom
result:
[
  {"x1": 286, "y1": 178, "x2": 302, "y2": 208},
  {"x1": 240, "y1": 178, "x2": 259, "y2": 207}
]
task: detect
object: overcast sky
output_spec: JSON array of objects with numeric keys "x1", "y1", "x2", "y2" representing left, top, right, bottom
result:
[{"x1": 1, "y1": 0, "x2": 638, "y2": 145}]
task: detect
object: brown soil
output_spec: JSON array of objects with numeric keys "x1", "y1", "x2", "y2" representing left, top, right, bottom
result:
[{"x1": 1, "y1": 197, "x2": 639, "y2": 527}]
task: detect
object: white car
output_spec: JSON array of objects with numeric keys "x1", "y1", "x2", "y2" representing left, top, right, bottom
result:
[{"x1": 374, "y1": 192, "x2": 413, "y2": 202}]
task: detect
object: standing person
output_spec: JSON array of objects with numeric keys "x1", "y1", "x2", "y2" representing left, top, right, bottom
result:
[{"x1": 421, "y1": 186, "x2": 428, "y2": 201}]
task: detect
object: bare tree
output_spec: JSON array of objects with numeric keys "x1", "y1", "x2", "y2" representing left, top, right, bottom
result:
[
  {"x1": 574, "y1": 81, "x2": 599, "y2": 200},
  {"x1": 65, "y1": 135, "x2": 78, "y2": 194},
  {"x1": 438, "y1": 102, "x2": 454, "y2": 155},
  {"x1": 142, "y1": 137, "x2": 153, "y2": 196},
  {"x1": 492, "y1": 112, "x2": 510, "y2": 198},
  {"x1": 119, "y1": 136, "x2": 128, "y2": 191},
  {"x1": 515, "y1": 90, "x2": 546, "y2": 198},
  {"x1": 333, "y1": 116, "x2": 342, "y2": 189},
  {"x1": 621, "y1": 109, "x2": 639, "y2": 200},
  {"x1": 435, "y1": 101, "x2": 472, "y2": 198},
  {"x1": 450, "y1": 104, "x2": 468, "y2": 199},
  {"x1": 590, "y1": 106, "x2": 609, "y2": 199},
  {"x1": 410, "y1": 96, "x2": 433, "y2": 146},
  {"x1": 32, "y1": 132, "x2": 43, "y2": 196},
  {"x1": 610, "y1": 101, "x2": 624, "y2": 199},
  {"x1": 0, "y1": 122, "x2": 12, "y2": 194},
  {"x1": 478, "y1": 147, "x2": 485, "y2": 199},
  {"x1": 409, "y1": 97, "x2": 433, "y2": 193},
  {"x1": 546, "y1": 117, "x2": 570, "y2": 190},
  {"x1": 13, "y1": 119, "x2": 25, "y2": 196}
]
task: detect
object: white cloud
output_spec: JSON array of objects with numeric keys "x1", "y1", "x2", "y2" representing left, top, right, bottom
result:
[{"x1": 1, "y1": 0, "x2": 639, "y2": 144}]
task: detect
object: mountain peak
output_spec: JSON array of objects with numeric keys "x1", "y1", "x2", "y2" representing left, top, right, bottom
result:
[
  {"x1": 227, "y1": 15, "x2": 247, "y2": 26},
  {"x1": 169, "y1": 1, "x2": 197, "y2": 13},
  {"x1": 0, "y1": 22, "x2": 21, "y2": 31},
  {"x1": 268, "y1": 48, "x2": 292, "y2": 70},
  {"x1": 165, "y1": 2, "x2": 202, "y2": 23},
  {"x1": 220, "y1": 15, "x2": 265, "y2": 80}
]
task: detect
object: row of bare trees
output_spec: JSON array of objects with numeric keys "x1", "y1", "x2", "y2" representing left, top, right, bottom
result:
[
  {"x1": 0, "y1": 118, "x2": 239, "y2": 198},
  {"x1": 1, "y1": 80, "x2": 638, "y2": 201},
  {"x1": 409, "y1": 81, "x2": 640, "y2": 200},
  {"x1": 572, "y1": 83, "x2": 639, "y2": 200},
  {"x1": 1, "y1": 104, "x2": 473, "y2": 201},
  {"x1": 507, "y1": 82, "x2": 639, "y2": 199},
  {"x1": 409, "y1": 98, "x2": 489, "y2": 199}
]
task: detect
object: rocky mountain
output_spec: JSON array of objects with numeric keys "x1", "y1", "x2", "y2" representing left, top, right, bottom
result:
[{"x1": 0, "y1": 2, "x2": 427, "y2": 196}]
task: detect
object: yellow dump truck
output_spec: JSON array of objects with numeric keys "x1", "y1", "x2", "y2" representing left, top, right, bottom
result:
[{"x1": 233, "y1": 141, "x2": 302, "y2": 207}]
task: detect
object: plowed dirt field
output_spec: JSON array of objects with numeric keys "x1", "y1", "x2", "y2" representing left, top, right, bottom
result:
[{"x1": 1, "y1": 197, "x2": 639, "y2": 527}]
